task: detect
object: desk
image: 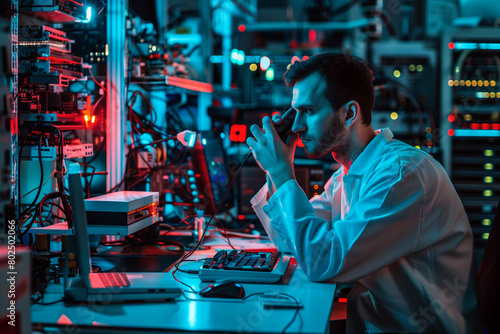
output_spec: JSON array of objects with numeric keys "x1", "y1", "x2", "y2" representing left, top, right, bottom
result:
[{"x1": 31, "y1": 237, "x2": 336, "y2": 333}]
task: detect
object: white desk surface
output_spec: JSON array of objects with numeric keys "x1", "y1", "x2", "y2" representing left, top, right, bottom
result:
[{"x1": 31, "y1": 235, "x2": 336, "y2": 334}]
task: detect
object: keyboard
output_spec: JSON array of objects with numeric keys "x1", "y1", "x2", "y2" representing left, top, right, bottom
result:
[{"x1": 198, "y1": 250, "x2": 290, "y2": 283}]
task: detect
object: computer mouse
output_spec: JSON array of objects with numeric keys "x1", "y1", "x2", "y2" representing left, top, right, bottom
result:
[{"x1": 199, "y1": 282, "x2": 245, "y2": 299}]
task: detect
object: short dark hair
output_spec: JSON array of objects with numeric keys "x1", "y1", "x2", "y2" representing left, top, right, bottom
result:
[{"x1": 283, "y1": 52, "x2": 375, "y2": 126}]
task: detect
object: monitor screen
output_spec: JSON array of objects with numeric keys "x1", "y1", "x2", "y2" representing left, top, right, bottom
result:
[{"x1": 189, "y1": 131, "x2": 234, "y2": 215}]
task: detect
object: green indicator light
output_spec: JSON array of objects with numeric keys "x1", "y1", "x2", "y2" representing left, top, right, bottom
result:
[{"x1": 265, "y1": 68, "x2": 275, "y2": 81}]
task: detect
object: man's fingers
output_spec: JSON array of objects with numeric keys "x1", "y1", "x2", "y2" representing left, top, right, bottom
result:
[
  {"x1": 262, "y1": 116, "x2": 277, "y2": 135},
  {"x1": 287, "y1": 133, "x2": 299, "y2": 148},
  {"x1": 272, "y1": 114, "x2": 283, "y2": 124},
  {"x1": 245, "y1": 136, "x2": 257, "y2": 149},
  {"x1": 249, "y1": 124, "x2": 265, "y2": 141}
]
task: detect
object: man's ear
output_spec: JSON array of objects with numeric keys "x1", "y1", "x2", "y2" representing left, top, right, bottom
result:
[{"x1": 344, "y1": 100, "x2": 360, "y2": 127}]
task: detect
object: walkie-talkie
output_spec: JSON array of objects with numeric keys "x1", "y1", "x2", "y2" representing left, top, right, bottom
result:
[
  {"x1": 274, "y1": 107, "x2": 297, "y2": 142},
  {"x1": 244, "y1": 107, "x2": 297, "y2": 161}
]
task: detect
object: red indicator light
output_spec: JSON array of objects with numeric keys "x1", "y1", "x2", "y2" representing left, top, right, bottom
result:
[
  {"x1": 238, "y1": 215, "x2": 245, "y2": 220},
  {"x1": 448, "y1": 42, "x2": 455, "y2": 49},
  {"x1": 448, "y1": 129, "x2": 455, "y2": 136},
  {"x1": 238, "y1": 24, "x2": 246, "y2": 32},
  {"x1": 338, "y1": 298, "x2": 348, "y2": 303},
  {"x1": 308, "y1": 29, "x2": 317, "y2": 42},
  {"x1": 492, "y1": 124, "x2": 500, "y2": 130},
  {"x1": 470, "y1": 123, "x2": 480, "y2": 130},
  {"x1": 229, "y1": 124, "x2": 247, "y2": 142},
  {"x1": 481, "y1": 123, "x2": 491, "y2": 130},
  {"x1": 302, "y1": 55, "x2": 309, "y2": 61},
  {"x1": 448, "y1": 114, "x2": 455, "y2": 122}
]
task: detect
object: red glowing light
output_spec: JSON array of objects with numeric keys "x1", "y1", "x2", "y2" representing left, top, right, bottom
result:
[
  {"x1": 308, "y1": 29, "x2": 317, "y2": 42},
  {"x1": 448, "y1": 129, "x2": 455, "y2": 136},
  {"x1": 57, "y1": 315, "x2": 73, "y2": 325},
  {"x1": 271, "y1": 111, "x2": 280, "y2": 118},
  {"x1": 470, "y1": 123, "x2": 480, "y2": 130},
  {"x1": 229, "y1": 124, "x2": 247, "y2": 142},
  {"x1": 302, "y1": 55, "x2": 309, "y2": 61},
  {"x1": 297, "y1": 137, "x2": 304, "y2": 147},
  {"x1": 448, "y1": 42, "x2": 455, "y2": 49},
  {"x1": 338, "y1": 298, "x2": 348, "y2": 303},
  {"x1": 481, "y1": 123, "x2": 491, "y2": 130},
  {"x1": 448, "y1": 114, "x2": 455, "y2": 122},
  {"x1": 231, "y1": 83, "x2": 237, "y2": 89},
  {"x1": 492, "y1": 123, "x2": 500, "y2": 130},
  {"x1": 238, "y1": 215, "x2": 246, "y2": 220},
  {"x1": 238, "y1": 24, "x2": 246, "y2": 32},
  {"x1": 68, "y1": 0, "x2": 84, "y2": 6},
  {"x1": 165, "y1": 76, "x2": 213, "y2": 93}
]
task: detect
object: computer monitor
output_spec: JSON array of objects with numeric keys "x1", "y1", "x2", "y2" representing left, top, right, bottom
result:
[{"x1": 189, "y1": 131, "x2": 234, "y2": 215}]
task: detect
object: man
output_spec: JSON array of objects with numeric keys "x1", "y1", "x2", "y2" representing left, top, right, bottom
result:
[{"x1": 246, "y1": 53, "x2": 482, "y2": 333}]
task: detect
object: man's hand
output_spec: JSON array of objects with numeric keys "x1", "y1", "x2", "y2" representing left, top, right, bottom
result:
[{"x1": 246, "y1": 115, "x2": 298, "y2": 191}]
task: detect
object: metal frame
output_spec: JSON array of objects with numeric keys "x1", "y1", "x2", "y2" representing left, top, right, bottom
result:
[
  {"x1": 106, "y1": 0, "x2": 127, "y2": 191},
  {"x1": 11, "y1": 0, "x2": 19, "y2": 226}
]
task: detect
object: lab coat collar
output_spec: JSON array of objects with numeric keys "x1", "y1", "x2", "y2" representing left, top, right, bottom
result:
[{"x1": 347, "y1": 128, "x2": 394, "y2": 176}]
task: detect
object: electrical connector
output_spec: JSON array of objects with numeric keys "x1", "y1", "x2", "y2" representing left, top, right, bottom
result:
[{"x1": 177, "y1": 130, "x2": 197, "y2": 148}]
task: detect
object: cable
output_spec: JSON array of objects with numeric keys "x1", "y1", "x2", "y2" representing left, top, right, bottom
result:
[
  {"x1": 87, "y1": 66, "x2": 107, "y2": 93},
  {"x1": 107, "y1": 135, "x2": 178, "y2": 193},
  {"x1": 20, "y1": 170, "x2": 57, "y2": 199},
  {"x1": 242, "y1": 292, "x2": 301, "y2": 333},
  {"x1": 171, "y1": 153, "x2": 253, "y2": 291}
]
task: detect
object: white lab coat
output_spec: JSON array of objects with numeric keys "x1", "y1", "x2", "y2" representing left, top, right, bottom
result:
[{"x1": 251, "y1": 128, "x2": 482, "y2": 333}]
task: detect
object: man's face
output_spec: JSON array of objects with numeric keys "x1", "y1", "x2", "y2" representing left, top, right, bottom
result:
[{"x1": 291, "y1": 72, "x2": 348, "y2": 159}]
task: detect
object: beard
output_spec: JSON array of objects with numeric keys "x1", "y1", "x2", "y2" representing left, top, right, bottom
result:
[{"x1": 303, "y1": 112, "x2": 349, "y2": 159}]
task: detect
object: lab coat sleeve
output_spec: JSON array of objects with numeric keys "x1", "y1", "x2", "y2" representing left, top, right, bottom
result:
[
  {"x1": 266, "y1": 164, "x2": 426, "y2": 283},
  {"x1": 308, "y1": 176, "x2": 335, "y2": 221},
  {"x1": 251, "y1": 178, "x2": 335, "y2": 245},
  {"x1": 250, "y1": 183, "x2": 282, "y2": 248}
]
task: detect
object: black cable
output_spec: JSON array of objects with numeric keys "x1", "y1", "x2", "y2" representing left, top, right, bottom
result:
[
  {"x1": 31, "y1": 297, "x2": 65, "y2": 306},
  {"x1": 108, "y1": 135, "x2": 178, "y2": 193},
  {"x1": 241, "y1": 292, "x2": 301, "y2": 333},
  {"x1": 18, "y1": 136, "x2": 44, "y2": 242},
  {"x1": 18, "y1": 119, "x2": 44, "y2": 230},
  {"x1": 172, "y1": 153, "x2": 253, "y2": 291}
]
